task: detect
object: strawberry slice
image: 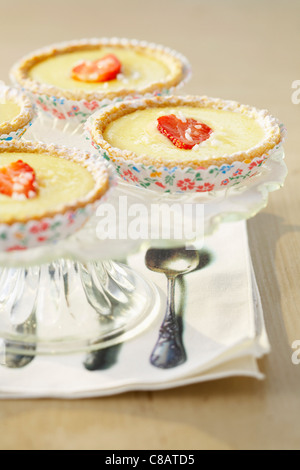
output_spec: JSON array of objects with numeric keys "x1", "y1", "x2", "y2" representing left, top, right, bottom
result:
[
  {"x1": 0, "y1": 160, "x2": 38, "y2": 199},
  {"x1": 71, "y1": 54, "x2": 122, "y2": 83},
  {"x1": 157, "y1": 114, "x2": 213, "y2": 150}
]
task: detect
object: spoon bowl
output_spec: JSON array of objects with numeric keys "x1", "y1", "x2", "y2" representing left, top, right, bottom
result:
[
  {"x1": 145, "y1": 247, "x2": 199, "y2": 369},
  {"x1": 145, "y1": 247, "x2": 199, "y2": 278}
]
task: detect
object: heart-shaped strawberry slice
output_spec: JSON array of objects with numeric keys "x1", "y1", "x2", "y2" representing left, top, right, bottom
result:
[
  {"x1": 0, "y1": 160, "x2": 38, "y2": 199},
  {"x1": 71, "y1": 54, "x2": 122, "y2": 83},
  {"x1": 157, "y1": 114, "x2": 213, "y2": 149}
]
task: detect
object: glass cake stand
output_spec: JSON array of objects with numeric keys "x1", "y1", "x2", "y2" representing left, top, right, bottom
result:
[{"x1": 0, "y1": 116, "x2": 287, "y2": 358}]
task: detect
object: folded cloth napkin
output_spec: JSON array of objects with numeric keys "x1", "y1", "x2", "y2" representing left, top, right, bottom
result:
[{"x1": 0, "y1": 221, "x2": 270, "y2": 399}]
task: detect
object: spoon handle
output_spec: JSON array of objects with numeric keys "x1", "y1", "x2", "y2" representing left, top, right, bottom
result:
[{"x1": 150, "y1": 276, "x2": 186, "y2": 369}]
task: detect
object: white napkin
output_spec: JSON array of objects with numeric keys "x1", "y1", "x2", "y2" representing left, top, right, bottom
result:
[{"x1": 0, "y1": 221, "x2": 270, "y2": 399}]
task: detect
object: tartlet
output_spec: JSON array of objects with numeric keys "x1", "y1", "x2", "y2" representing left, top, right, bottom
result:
[
  {"x1": 86, "y1": 95, "x2": 284, "y2": 193},
  {"x1": 0, "y1": 140, "x2": 110, "y2": 251},
  {"x1": 11, "y1": 38, "x2": 190, "y2": 123},
  {"x1": 0, "y1": 83, "x2": 34, "y2": 141}
]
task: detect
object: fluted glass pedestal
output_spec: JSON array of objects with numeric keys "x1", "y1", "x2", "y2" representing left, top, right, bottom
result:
[{"x1": 0, "y1": 260, "x2": 159, "y2": 361}]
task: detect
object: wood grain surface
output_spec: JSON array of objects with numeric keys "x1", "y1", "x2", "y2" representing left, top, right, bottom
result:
[{"x1": 0, "y1": 0, "x2": 299, "y2": 450}]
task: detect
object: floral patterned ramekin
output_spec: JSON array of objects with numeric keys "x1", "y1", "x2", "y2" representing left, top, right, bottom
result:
[
  {"x1": 0, "y1": 141, "x2": 113, "y2": 252},
  {"x1": 86, "y1": 95, "x2": 286, "y2": 194},
  {"x1": 10, "y1": 38, "x2": 191, "y2": 124},
  {"x1": 0, "y1": 83, "x2": 34, "y2": 141}
]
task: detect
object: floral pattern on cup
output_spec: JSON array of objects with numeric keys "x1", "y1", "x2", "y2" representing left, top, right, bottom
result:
[
  {"x1": 0, "y1": 205, "x2": 94, "y2": 253},
  {"x1": 32, "y1": 90, "x2": 171, "y2": 124},
  {"x1": 86, "y1": 121, "x2": 286, "y2": 194},
  {"x1": 0, "y1": 120, "x2": 33, "y2": 142}
]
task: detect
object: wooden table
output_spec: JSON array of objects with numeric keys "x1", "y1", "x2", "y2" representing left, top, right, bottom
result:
[{"x1": 0, "y1": 0, "x2": 299, "y2": 450}]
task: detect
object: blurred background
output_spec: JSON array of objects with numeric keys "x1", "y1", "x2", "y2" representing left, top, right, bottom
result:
[
  {"x1": 1, "y1": 0, "x2": 299, "y2": 363},
  {"x1": 0, "y1": 0, "x2": 299, "y2": 347},
  {"x1": 0, "y1": 0, "x2": 298, "y2": 119},
  {"x1": 0, "y1": 0, "x2": 300, "y2": 450}
]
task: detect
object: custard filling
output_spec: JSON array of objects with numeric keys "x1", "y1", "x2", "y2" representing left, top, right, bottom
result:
[
  {"x1": 0, "y1": 153, "x2": 95, "y2": 223},
  {"x1": 29, "y1": 47, "x2": 173, "y2": 93},
  {"x1": 0, "y1": 101, "x2": 21, "y2": 126},
  {"x1": 103, "y1": 106, "x2": 266, "y2": 163}
]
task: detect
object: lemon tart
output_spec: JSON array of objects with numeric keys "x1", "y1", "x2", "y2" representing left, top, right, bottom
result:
[
  {"x1": 0, "y1": 141, "x2": 110, "y2": 251},
  {"x1": 0, "y1": 141, "x2": 109, "y2": 225},
  {"x1": 87, "y1": 95, "x2": 283, "y2": 193},
  {"x1": 0, "y1": 84, "x2": 34, "y2": 141},
  {"x1": 11, "y1": 38, "x2": 188, "y2": 103}
]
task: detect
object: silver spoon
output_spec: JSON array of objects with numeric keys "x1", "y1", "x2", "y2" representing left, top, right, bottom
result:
[{"x1": 145, "y1": 247, "x2": 199, "y2": 369}]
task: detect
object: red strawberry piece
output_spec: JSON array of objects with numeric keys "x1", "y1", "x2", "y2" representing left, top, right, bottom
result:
[
  {"x1": 72, "y1": 54, "x2": 122, "y2": 83},
  {"x1": 0, "y1": 160, "x2": 38, "y2": 199},
  {"x1": 157, "y1": 114, "x2": 213, "y2": 150}
]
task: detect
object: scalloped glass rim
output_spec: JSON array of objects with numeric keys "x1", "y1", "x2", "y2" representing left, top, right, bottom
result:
[{"x1": 0, "y1": 144, "x2": 287, "y2": 268}]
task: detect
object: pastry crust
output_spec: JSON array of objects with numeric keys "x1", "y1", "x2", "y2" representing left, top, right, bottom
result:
[
  {"x1": 0, "y1": 140, "x2": 109, "y2": 225},
  {"x1": 89, "y1": 95, "x2": 282, "y2": 169},
  {"x1": 11, "y1": 38, "x2": 185, "y2": 102},
  {"x1": 0, "y1": 85, "x2": 34, "y2": 136}
]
